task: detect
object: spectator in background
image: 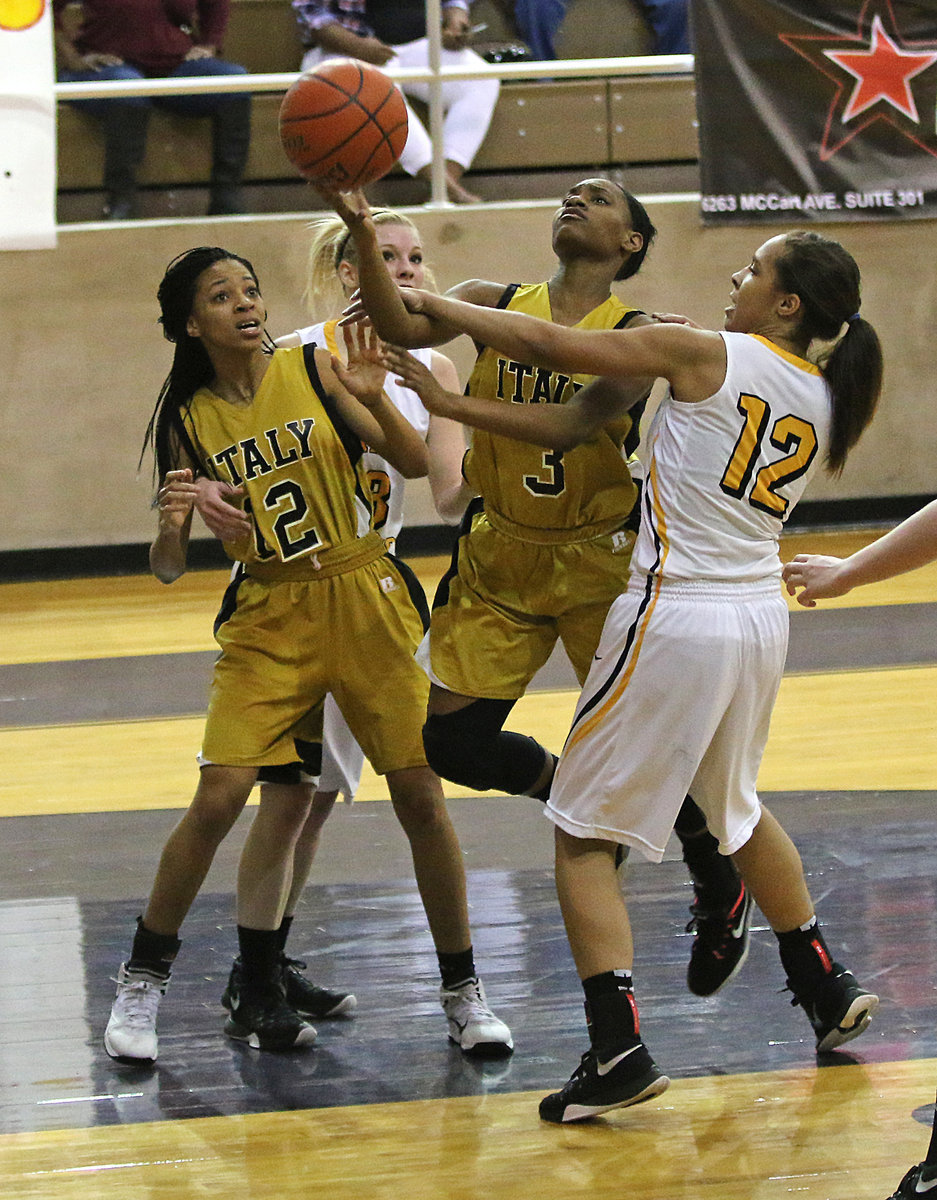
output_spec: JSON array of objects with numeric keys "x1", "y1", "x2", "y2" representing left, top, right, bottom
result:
[
  {"x1": 515, "y1": 0, "x2": 689, "y2": 61},
  {"x1": 292, "y1": 0, "x2": 498, "y2": 204},
  {"x1": 53, "y1": 0, "x2": 252, "y2": 221}
]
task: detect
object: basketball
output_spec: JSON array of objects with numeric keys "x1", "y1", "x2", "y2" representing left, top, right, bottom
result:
[{"x1": 278, "y1": 59, "x2": 409, "y2": 189}]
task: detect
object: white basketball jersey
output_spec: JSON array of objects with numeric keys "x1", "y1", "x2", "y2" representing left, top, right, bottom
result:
[
  {"x1": 294, "y1": 320, "x2": 433, "y2": 540},
  {"x1": 633, "y1": 332, "x2": 831, "y2": 582}
]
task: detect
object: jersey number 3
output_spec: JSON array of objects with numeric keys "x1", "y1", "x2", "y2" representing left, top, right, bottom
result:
[
  {"x1": 720, "y1": 393, "x2": 818, "y2": 517},
  {"x1": 524, "y1": 447, "x2": 566, "y2": 497}
]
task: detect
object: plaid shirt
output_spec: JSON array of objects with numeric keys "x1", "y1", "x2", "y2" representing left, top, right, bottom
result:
[{"x1": 291, "y1": 0, "x2": 469, "y2": 46}]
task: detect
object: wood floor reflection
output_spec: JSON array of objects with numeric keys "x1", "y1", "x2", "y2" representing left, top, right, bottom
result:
[{"x1": 1, "y1": 528, "x2": 936, "y2": 1199}]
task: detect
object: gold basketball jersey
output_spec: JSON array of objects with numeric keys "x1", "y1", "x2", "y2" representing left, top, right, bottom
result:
[
  {"x1": 182, "y1": 345, "x2": 373, "y2": 567},
  {"x1": 463, "y1": 283, "x2": 643, "y2": 537}
]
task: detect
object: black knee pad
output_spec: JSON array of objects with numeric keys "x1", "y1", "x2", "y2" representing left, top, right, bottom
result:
[{"x1": 423, "y1": 699, "x2": 553, "y2": 796}]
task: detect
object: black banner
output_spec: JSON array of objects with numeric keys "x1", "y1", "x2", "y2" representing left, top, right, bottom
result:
[{"x1": 694, "y1": 0, "x2": 937, "y2": 223}]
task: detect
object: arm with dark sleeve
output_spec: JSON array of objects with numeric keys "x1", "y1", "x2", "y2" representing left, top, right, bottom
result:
[{"x1": 196, "y1": 0, "x2": 231, "y2": 51}]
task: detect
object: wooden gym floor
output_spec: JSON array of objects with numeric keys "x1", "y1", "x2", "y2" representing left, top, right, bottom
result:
[{"x1": 2, "y1": 528, "x2": 936, "y2": 1199}]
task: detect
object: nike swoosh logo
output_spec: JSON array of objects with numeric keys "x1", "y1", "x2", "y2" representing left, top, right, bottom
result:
[
  {"x1": 916, "y1": 1172, "x2": 937, "y2": 1194},
  {"x1": 597, "y1": 1045, "x2": 640, "y2": 1076}
]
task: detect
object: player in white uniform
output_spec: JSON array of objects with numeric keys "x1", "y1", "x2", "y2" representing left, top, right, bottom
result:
[
  {"x1": 381, "y1": 228, "x2": 885, "y2": 1120},
  {"x1": 195, "y1": 212, "x2": 479, "y2": 1039}
]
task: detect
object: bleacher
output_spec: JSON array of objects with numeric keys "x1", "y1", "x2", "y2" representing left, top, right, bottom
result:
[{"x1": 55, "y1": 0, "x2": 697, "y2": 216}]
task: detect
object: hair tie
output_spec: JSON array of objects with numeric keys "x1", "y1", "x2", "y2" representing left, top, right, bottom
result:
[{"x1": 848, "y1": 312, "x2": 861, "y2": 323}]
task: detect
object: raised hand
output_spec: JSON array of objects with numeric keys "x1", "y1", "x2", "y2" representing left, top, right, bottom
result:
[
  {"x1": 314, "y1": 187, "x2": 374, "y2": 237},
  {"x1": 381, "y1": 344, "x2": 447, "y2": 412},
  {"x1": 333, "y1": 323, "x2": 387, "y2": 408}
]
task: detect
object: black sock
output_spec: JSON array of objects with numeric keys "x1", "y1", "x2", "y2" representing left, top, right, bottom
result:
[
  {"x1": 775, "y1": 919, "x2": 834, "y2": 997},
  {"x1": 237, "y1": 926, "x2": 282, "y2": 992},
  {"x1": 675, "y1": 796, "x2": 740, "y2": 908},
  {"x1": 128, "y1": 917, "x2": 180, "y2": 978},
  {"x1": 438, "y1": 947, "x2": 476, "y2": 991},
  {"x1": 582, "y1": 970, "x2": 639, "y2": 1060},
  {"x1": 276, "y1": 914, "x2": 294, "y2": 957}
]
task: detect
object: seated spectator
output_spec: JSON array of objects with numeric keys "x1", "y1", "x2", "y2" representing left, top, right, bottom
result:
[
  {"x1": 53, "y1": 0, "x2": 252, "y2": 221},
  {"x1": 515, "y1": 0, "x2": 689, "y2": 62},
  {"x1": 292, "y1": 0, "x2": 498, "y2": 204}
]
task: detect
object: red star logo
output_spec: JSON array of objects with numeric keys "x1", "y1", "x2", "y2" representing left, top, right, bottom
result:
[
  {"x1": 826, "y1": 14, "x2": 937, "y2": 123},
  {"x1": 780, "y1": 0, "x2": 937, "y2": 160}
]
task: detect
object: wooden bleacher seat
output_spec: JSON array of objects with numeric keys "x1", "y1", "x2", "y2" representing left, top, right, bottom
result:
[{"x1": 56, "y1": 0, "x2": 696, "y2": 198}]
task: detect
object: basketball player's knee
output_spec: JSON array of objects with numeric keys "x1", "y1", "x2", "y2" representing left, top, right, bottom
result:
[
  {"x1": 388, "y1": 768, "x2": 449, "y2": 834},
  {"x1": 422, "y1": 706, "x2": 500, "y2": 790}
]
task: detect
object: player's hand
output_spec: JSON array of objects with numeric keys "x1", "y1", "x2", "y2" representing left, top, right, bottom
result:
[
  {"x1": 381, "y1": 345, "x2": 448, "y2": 412},
  {"x1": 316, "y1": 187, "x2": 375, "y2": 238},
  {"x1": 156, "y1": 469, "x2": 198, "y2": 531},
  {"x1": 194, "y1": 477, "x2": 251, "y2": 542},
  {"x1": 652, "y1": 312, "x2": 703, "y2": 328},
  {"x1": 185, "y1": 46, "x2": 216, "y2": 61},
  {"x1": 781, "y1": 553, "x2": 850, "y2": 607},
  {"x1": 334, "y1": 323, "x2": 387, "y2": 407}
]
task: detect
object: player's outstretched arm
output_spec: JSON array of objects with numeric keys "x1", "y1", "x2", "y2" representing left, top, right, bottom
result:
[
  {"x1": 400, "y1": 288, "x2": 718, "y2": 386},
  {"x1": 783, "y1": 499, "x2": 937, "y2": 606},
  {"x1": 383, "y1": 346, "x2": 636, "y2": 451}
]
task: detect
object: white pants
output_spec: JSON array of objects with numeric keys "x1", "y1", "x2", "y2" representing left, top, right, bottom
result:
[
  {"x1": 319, "y1": 692, "x2": 366, "y2": 800},
  {"x1": 547, "y1": 576, "x2": 789, "y2": 862},
  {"x1": 300, "y1": 42, "x2": 500, "y2": 174}
]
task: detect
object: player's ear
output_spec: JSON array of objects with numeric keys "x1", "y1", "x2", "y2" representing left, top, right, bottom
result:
[
  {"x1": 777, "y1": 292, "x2": 802, "y2": 320},
  {"x1": 621, "y1": 229, "x2": 643, "y2": 257},
  {"x1": 337, "y1": 259, "x2": 359, "y2": 292},
  {"x1": 186, "y1": 314, "x2": 200, "y2": 338}
]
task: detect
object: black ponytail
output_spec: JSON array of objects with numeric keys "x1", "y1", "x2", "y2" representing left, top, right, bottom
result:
[{"x1": 775, "y1": 231, "x2": 883, "y2": 474}]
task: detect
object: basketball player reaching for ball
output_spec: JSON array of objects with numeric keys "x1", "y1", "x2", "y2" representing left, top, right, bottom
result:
[
  {"x1": 378, "y1": 227, "x2": 883, "y2": 1120},
  {"x1": 327, "y1": 180, "x2": 755, "y2": 1001},
  {"x1": 104, "y1": 247, "x2": 511, "y2": 1062},
  {"x1": 192, "y1": 211, "x2": 498, "y2": 1051},
  {"x1": 783, "y1": 501, "x2": 937, "y2": 1200}
]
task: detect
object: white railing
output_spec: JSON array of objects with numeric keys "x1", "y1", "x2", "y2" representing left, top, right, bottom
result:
[{"x1": 55, "y1": 0, "x2": 693, "y2": 208}]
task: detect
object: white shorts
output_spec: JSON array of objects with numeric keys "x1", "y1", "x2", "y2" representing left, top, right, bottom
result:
[
  {"x1": 546, "y1": 575, "x2": 789, "y2": 862},
  {"x1": 319, "y1": 693, "x2": 366, "y2": 801}
]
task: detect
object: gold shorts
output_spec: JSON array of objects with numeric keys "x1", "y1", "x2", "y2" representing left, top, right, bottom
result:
[
  {"x1": 202, "y1": 555, "x2": 429, "y2": 775},
  {"x1": 427, "y1": 510, "x2": 635, "y2": 700}
]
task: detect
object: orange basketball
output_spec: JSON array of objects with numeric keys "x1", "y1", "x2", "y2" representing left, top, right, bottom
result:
[{"x1": 278, "y1": 59, "x2": 409, "y2": 189}]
